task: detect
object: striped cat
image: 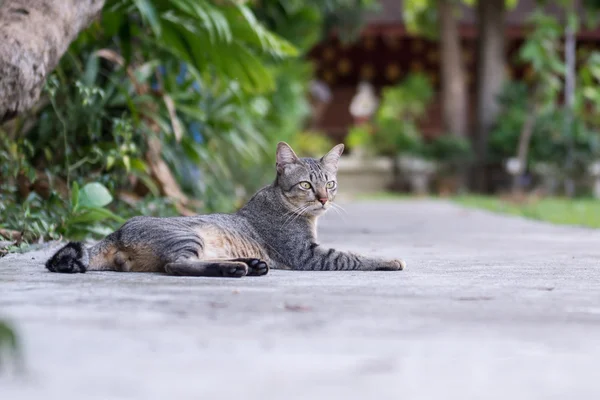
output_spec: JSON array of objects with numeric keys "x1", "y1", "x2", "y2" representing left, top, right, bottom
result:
[{"x1": 46, "y1": 142, "x2": 406, "y2": 277}]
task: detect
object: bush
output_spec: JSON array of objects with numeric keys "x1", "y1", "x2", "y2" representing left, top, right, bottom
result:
[
  {"x1": 0, "y1": 0, "x2": 373, "y2": 249},
  {"x1": 345, "y1": 124, "x2": 373, "y2": 152},
  {"x1": 372, "y1": 73, "x2": 433, "y2": 157},
  {"x1": 290, "y1": 131, "x2": 335, "y2": 158},
  {"x1": 490, "y1": 82, "x2": 600, "y2": 169},
  {"x1": 425, "y1": 135, "x2": 473, "y2": 166}
]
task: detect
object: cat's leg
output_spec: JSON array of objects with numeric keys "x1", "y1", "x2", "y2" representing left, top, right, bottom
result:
[
  {"x1": 291, "y1": 243, "x2": 406, "y2": 271},
  {"x1": 165, "y1": 260, "x2": 248, "y2": 278},
  {"x1": 227, "y1": 258, "x2": 269, "y2": 276}
]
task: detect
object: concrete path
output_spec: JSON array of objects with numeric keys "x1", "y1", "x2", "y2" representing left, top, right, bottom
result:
[{"x1": 1, "y1": 199, "x2": 600, "y2": 400}]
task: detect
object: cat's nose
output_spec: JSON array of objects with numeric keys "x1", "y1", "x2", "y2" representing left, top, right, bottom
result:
[{"x1": 318, "y1": 197, "x2": 328, "y2": 205}]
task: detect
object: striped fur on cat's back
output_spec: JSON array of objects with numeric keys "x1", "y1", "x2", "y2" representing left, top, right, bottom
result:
[{"x1": 46, "y1": 142, "x2": 406, "y2": 278}]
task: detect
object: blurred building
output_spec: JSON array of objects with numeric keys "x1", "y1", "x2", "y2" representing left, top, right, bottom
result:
[{"x1": 307, "y1": 0, "x2": 600, "y2": 144}]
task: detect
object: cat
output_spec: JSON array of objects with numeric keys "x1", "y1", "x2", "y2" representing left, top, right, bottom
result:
[{"x1": 45, "y1": 142, "x2": 406, "y2": 278}]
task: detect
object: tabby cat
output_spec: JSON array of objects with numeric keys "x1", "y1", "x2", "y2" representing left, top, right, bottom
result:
[{"x1": 46, "y1": 142, "x2": 406, "y2": 277}]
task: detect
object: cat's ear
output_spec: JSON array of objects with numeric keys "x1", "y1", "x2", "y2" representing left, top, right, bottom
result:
[
  {"x1": 276, "y1": 142, "x2": 299, "y2": 172},
  {"x1": 321, "y1": 144, "x2": 344, "y2": 171}
]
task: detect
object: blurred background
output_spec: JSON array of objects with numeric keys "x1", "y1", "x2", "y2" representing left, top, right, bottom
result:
[{"x1": 3, "y1": 0, "x2": 600, "y2": 250}]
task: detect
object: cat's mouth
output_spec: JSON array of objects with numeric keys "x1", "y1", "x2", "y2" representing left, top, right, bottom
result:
[{"x1": 309, "y1": 201, "x2": 330, "y2": 213}]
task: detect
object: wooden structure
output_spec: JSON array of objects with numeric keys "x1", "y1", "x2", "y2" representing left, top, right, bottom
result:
[{"x1": 307, "y1": 0, "x2": 600, "y2": 144}]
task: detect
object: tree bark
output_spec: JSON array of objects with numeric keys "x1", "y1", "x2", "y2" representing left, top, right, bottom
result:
[
  {"x1": 438, "y1": 0, "x2": 467, "y2": 138},
  {"x1": 0, "y1": 0, "x2": 106, "y2": 122},
  {"x1": 475, "y1": 0, "x2": 505, "y2": 191},
  {"x1": 513, "y1": 106, "x2": 537, "y2": 194},
  {"x1": 563, "y1": 9, "x2": 576, "y2": 197}
]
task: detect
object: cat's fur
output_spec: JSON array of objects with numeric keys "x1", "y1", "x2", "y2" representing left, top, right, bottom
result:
[{"x1": 45, "y1": 142, "x2": 406, "y2": 278}]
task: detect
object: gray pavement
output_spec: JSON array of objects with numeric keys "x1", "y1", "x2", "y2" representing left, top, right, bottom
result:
[{"x1": 1, "y1": 199, "x2": 600, "y2": 400}]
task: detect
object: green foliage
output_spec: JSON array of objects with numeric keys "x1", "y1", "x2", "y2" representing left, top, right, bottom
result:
[
  {"x1": 67, "y1": 182, "x2": 126, "y2": 239},
  {"x1": 518, "y1": 10, "x2": 565, "y2": 109},
  {"x1": 578, "y1": 51, "x2": 600, "y2": 124},
  {"x1": 289, "y1": 131, "x2": 335, "y2": 158},
  {"x1": 255, "y1": 0, "x2": 377, "y2": 51},
  {"x1": 0, "y1": 170, "x2": 123, "y2": 242},
  {"x1": 377, "y1": 74, "x2": 433, "y2": 120},
  {"x1": 322, "y1": 0, "x2": 379, "y2": 43},
  {"x1": 489, "y1": 82, "x2": 529, "y2": 163},
  {"x1": 104, "y1": 0, "x2": 297, "y2": 93},
  {"x1": 456, "y1": 195, "x2": 600, "y2": 228},
  {"x1": 490, "y1": 82, "x2": 600, "y2": 175},
  {"x1": 0, "y1": 49, "x2": 155, "y2": 245},
  {"x1": 0, "y1": 320, "x2": 20, "y2": 372},
  {"x1": 159, "y1": 59, "x2": 312, "y2": 211},
  {"x1": 345, "y1": 124, "x2": 373, "y2": 151},
  {"x1": 425, "y1": 135, "x2": 473, "y2": 165},
  {"x1": 402, "y1": 0, "x2": 438, "y2": 39},
  {"x1": 0, "y1": 0, "x2": 371, "y2": 248},
  {"x1": 489, "y1": 8, "x2": 600, "y2": 185},
  {"x1": 402, "y1": 0, "x2": 518, "y2": 38},
  {"x1": 373, "y1": 73, "x2": 433, "y2": 156}
]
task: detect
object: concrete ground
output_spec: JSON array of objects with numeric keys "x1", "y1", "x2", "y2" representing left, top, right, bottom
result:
[{"x1": 1, "y1": 199, "x2": 599, "y2": 400}]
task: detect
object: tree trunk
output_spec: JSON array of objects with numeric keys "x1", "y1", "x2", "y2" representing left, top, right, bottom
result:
[
  {"x1": 513, "y1": 107, "x2": 537, "y2": 194},
  {"x1": 0, "y1": 0, "x2": 106, "y2": 122},
  {"x1": 563, "y1": 9, "x2": 577, "y2": 197},
  {"x1": 474, "y1": 0, "x2": 505, "y2": 191},
  {"x1": 438, "y1": 0, "x2": 469, "y2": 190},
  {"x1": 438, "y1": 0, "x2": 467, "y2": 138}
]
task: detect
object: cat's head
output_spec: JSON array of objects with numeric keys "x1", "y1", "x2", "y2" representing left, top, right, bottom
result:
[{"x1": 275, "y1": 141, "x2": 344, "y2": 216}]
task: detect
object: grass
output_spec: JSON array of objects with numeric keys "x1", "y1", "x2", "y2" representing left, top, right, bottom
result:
[
  {"x1": 455, "y1": 195, "x2": 600, "y2": 229},
  {"x1": 354, "y1": 191, "x2": 600, "y2": 229}
]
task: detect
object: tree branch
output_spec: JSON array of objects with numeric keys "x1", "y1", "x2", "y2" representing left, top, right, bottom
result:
[{"x1": 0, "y1": 0, "x2": 106, "y2": 122}]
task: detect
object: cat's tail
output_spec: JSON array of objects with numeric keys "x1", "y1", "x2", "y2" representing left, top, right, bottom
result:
[{"x1": 45, "y1": 242, "x2": 90, "y2": 273}]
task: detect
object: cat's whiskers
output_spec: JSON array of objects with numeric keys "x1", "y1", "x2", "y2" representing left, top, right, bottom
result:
[
  {"x1": 329, "y1": 203, "x2": 348, "y2": 224},
  {"x1": 285, "y1": 205, "x2": 311, "y2": 229},
  {"x1": 280, "y1": 204, "x2": 310, "y2": 229},
  {"x1": 330, "y1": 202, "x2": 348, "y2": 215},
  {"x1": 281, "y1": 204, "x2": 312, "y2": 230}
]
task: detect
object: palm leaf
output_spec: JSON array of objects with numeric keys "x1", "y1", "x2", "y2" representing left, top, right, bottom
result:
[{"x1": 119, "y1": 0, "x2": 298, "y2": 93}]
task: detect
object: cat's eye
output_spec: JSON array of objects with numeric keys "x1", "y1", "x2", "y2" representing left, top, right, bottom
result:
[
  {"x1": 326, "y1": 181, "x2": 336, "y2": 189},
  {"x1": 299, "y1": 181, "x2": 312, "y2": 190}
]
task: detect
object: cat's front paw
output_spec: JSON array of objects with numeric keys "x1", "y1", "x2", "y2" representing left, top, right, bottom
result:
[
  {"x1": 376, "y1": 259, "x2": 406, "y2": 271},
  {"x1": 231, "y1": 258, "x2": 269, "y2": 276},
  {"x1": 246, "y1": 258, "x2": 269, "y2": 276}
]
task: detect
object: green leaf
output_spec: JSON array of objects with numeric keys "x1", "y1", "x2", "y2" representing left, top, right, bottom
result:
[
  {"x1": 119, "y1": 18, "x2": 133, "y2": 64},
  {"x1": 132, "y1": 171, "x2": 160, "y2": 197},
  {"x1": 82, "y1": 54, "x2": 99, "y2": 86},
  {"x1": 71, "y1": 181, "x2": 80, "y2": 211},
  {"x1": 106, "y1": 155, "x2": 116, "y2": 170},
  {"x1": 225, "y1": 5, "x2": 298, "y2": 57},
  {"x1": 133, "y1": 60, "x2": 161, "y2": 83},
  {"x1": 122, "y1": 155, "x2": 131, "y2": 172},
  {"x1": 0, "y1": 320, "x2": 20, "y2": 369},
  {"x1": 102, "y1": 10, "x2": 124, "y2": 37},
  {"x1": 130, "y1": 157, "x2": 148, "y2": 173},
  {"x1": 133, "y1": 0, "x2": 161, "y2": 36},
  {"x1": 78, "y1": 182, "x2": 113, "y2": 209},
  {"x1": 68, "y1": 207, "x2": 126, "y2": 225},
  {"x1": 83, "y1": 225, "x2": 116, "y2": 237}
]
